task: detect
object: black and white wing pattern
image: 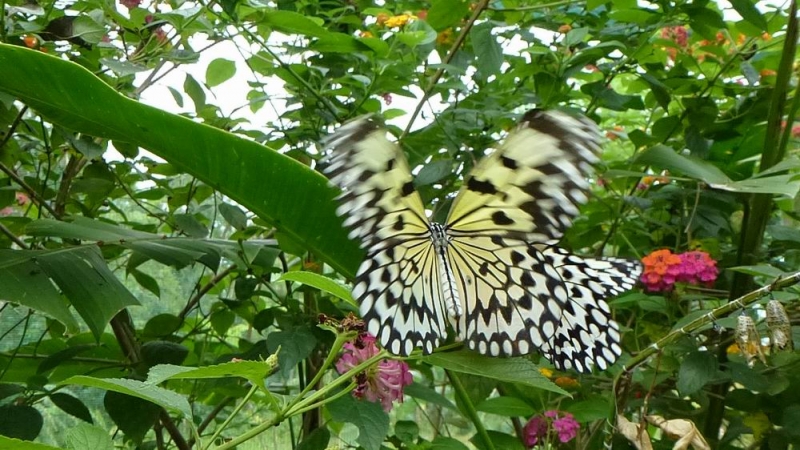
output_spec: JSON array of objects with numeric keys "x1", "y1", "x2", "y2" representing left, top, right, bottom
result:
[
  {"x1": 323, "y1": 110, "x2": 641, "y2": 372},
  {"x1": 323, "y1": 118, "x2": 447, "y2": 355}
]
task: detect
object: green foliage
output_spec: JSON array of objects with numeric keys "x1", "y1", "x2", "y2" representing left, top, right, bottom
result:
[{"x1": 0, "y1": 0, "x2": 799, "y2": 448}]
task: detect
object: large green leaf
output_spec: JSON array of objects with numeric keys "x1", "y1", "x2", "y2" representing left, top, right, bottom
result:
[
  {"x1": 0, "y1": 246, "x2": 138, "y2": 339},
  {"x1": 60, "y1": 376, "x2": 191, "y2": 417},
  {"x1": 0, "y1": 44, "x2": 361, "y2": 278},
  {"x1": 423, "y1": 350, "x2": 566, "y2": 395}
]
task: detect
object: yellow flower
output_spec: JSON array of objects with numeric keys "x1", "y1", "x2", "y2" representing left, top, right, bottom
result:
[
  {"x1": 360, "y1": 31, "x2": 374, "y2": 38},
  {"x1": 385, "y1": 14, "x2": 416, "y2": 28},
  {"x1": 538, "y1": 367, "x2": 553, "y2": 378}
]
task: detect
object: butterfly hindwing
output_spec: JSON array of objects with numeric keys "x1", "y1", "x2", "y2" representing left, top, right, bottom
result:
[{"x1": 323, "y1": 116, "x2": 447, "y2": 355}]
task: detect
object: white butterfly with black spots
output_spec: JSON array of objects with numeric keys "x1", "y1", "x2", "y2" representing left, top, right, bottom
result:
[{"x1": 323, "y1": 109, "x2": 640, "y2": 372}]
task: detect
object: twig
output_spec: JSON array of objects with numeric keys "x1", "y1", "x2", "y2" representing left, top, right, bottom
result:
[{"x1": 401, "y1": 0, "x2": 491, "y2": 138}]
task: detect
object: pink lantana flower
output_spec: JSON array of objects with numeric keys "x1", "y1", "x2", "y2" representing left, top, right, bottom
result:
[
  {"x1": 335, "y1": 334, "x2": 412, "y2": 412},
  {"x1": 523, "y1": 410, "x2": 580, "y2": 447}
]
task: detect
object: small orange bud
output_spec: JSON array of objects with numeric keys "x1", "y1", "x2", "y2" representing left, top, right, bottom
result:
[
  {"x1": 558, "y1": 24, "x2": 572, "y2": 33},
  {"x1": 760, "y1": 68, "x2": 777, "y2": 77},
  {"x1": 762, "y1": 32, "x2": 771, "y2": 40},
  {"x1": 417, "y1": 9, "x2": 427, "y2": 20},
  {"x1": 359, "y1": 31, "x2": 374, "y2": 38},
  {"x1": 23, "y1": 35, "x2": 37, "y2": 48},
  {"x1": 376, "y1": 13, "x2": 389, "y2": 26}
]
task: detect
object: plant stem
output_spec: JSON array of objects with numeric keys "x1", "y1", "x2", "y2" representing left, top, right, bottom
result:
[{"x1": 447, "y1": 369, "x2": 495, "y2": 450}]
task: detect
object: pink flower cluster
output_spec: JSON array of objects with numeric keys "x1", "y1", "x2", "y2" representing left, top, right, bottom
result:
[
  {"x1": 335, "y1": 334, "x2": 412, "y2": 412},
  {"x1": 524, "y1": 411, "x2": 580, "y2": 446},
  {"x1": 640, "y1": 249, "x2": 719, "y2": 292}
]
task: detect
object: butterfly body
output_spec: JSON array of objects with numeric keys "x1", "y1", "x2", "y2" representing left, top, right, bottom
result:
[{"x1": 324, "y1": 109, "x2": 641, "y2": 372}]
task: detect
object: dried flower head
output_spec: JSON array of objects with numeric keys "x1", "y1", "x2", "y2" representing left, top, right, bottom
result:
[{"x1": 335, "y1": 333, "x2": 413, "y2": 411}]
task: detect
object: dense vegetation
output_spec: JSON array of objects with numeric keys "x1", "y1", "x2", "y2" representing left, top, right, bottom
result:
[{"x1": 1, "y1": 0, "x2": 799, "y2": 448}]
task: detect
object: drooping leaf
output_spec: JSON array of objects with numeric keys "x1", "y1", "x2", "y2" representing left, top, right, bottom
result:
[
  {"x1": 423, "y1": 351, "x2": 566, "y2": 394},
  {"x1": 327, "y1": 394, "x2": 389, "y2": 450}
]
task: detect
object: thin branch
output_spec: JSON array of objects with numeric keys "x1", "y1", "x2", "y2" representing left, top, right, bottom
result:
[
  {"x1": 401, "y1": 0, "x2": 491, "y2": 138},
  {"x1": 0, "y1": 161, "x2": 60, "y2": 218}
]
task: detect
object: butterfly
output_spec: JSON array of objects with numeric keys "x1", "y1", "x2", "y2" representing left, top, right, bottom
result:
[{"x1": 323, "y1": 109, "x2": 640, "y2": 372}]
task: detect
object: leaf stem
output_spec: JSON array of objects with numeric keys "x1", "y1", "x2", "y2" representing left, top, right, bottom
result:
[{"x1": 447, "y1": 369, "x2": 496, "y2": 450}]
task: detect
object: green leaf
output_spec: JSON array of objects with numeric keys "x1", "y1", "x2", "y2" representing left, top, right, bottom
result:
[
  {"x1": 61, "y1": 376, "x2": 192, "y2": 417},
  {"x1": 276, "y1": 272, "x2": 355, "y2": 305},
  {"x1": 0, "y1": 45, "x2": 362, "y2": 278},
  {"x1": 297, "y1": 428, "x2": 330, "y2": 450},
  {"x1": 423, "y1": 351, "x2": 566, "y2": 394},
  {"x1": 479, "y1": 431, "x2": 525, "y2": 450},
  {"x1": 426, "y1": 0, "x2": 469, "y2": 30},
  {"x1": 266, "y1": 327, "x2": 317, "y2": 378},
  {"x1": 64, "y1": 423, "x2": 114, "y2": 450},
  {"x1": 0, "y1": 246, "x2": 139, "y2": 340},
  {"x1": 205, "y1": 58, "x2": 236, "y2": 87},
  {"x1": 49, "y1": 393, "x2": 93, "y2": 424},
  {"x1": 471, "y1": 23, "x2": 502, "y2": 78},
  {"x1": 677, "y1": 350, "x2": 717, "y2": 395},
  {"x1": 476, "y1": 396, "x2": 534, "y2": 417},
  {"x1": 146, "y1": 361, "x2": 276, "y2": 389},
  {"x1": 635, "y1": 145, "x2": 731, "y2": 185},
  {"x1": 636, "y1": 145, "x2": 800, "y2": 195},
  {"x1": 262, "y1": 10, "x2": 328, "y2": 38},
  {"x1": 0, "y1": 250, "x2": 79, "y2": 331},
  {"x1": 327, "y1": 394, "x2": 389, "y2": 450},
  {"x1": 565, "y1": 397, "x2": 612, "y2": 422},
  {"x1": 726, "y1": 264, "x2": 786, "y2": 278},
  {"x1": 173, "y1": 213, "x2": 208, "y2": 238},
  {"x1": 219, "y1": 203, "x2": 248, "y2": 230},
  {"x1": 0, "y1": 436, "x2": 60, "y2": 449},
  {"x1": 430, "y1": 436, "x2": 470, "y2": 450},
  {"x1": 404, "y1": 382, "x2": 457, "y2": 410},
  {"x1": 141, "y1": 341, "x2": 189, "y2": 366},
  {"x1": 729, "y1": 0, "x2": 768, "y2": 30},
  {"x1": 103, "y1": 391, "x2": 161, "y2": 444},
  {"x1": 415, "y1": 160, "x2": 452, "y2": 186},
  {"x1": 0, "y1": 405, "x2": 42, "y2": 440}
]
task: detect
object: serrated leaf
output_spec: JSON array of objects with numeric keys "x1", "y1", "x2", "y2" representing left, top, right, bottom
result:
[
  {"x1": 327, "y1": 394, "x2": 389, "y2": 450},
  {"x1": 64, "y1": 423, "x2": 113, "y2": 450},
  {"x1": 61, "y1": 376, "x2": 191, "y2": 417},
  {"x1": 0, "y1": 436, "x2": 58, "y2": 449},
  {"x1": 423, "y1": 351, "x2": 566, "y2": 394},
  {"x1": 277, "y1": 272, "x2": 355, "y2": 305}
]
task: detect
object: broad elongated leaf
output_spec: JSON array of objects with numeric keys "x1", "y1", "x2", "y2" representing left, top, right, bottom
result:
[
  {"x1": 637, "y1": 145, "x2": 800, "y2": 195},
  {"x1": 26, "y1": 216, "x2": 278, "y2": 271},
  {"x1": 0, "y1": 44, "x2": 362, "y2": 277},
  {"x1": 0, "y1": 246, "x2": 138, "y2": 339},
  {"x1": 277, "y1": 271, "x2": 355, "y2": 305},
  {"x1": 423, "y1": 351, "x2": 566, "y2": 395},
  {"x1": 60, "y1": 376, "x2": 191, "y2": 417}
]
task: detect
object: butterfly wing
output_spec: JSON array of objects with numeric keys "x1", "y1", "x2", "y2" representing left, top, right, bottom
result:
[
  {"x1": 323, "y1": 116, "x2": 447, "y2": 355},
  {"x1": 446, "y1": 109, "x2": 600, "y2": 243},
  {"x1": 445, "y1": 109, "x2": 640, "y2": 371}
]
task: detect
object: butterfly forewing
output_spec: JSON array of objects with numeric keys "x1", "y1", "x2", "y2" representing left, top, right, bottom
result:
[
  {"x1": 323, "y1": 116, "x2": 447, "y2": 355},
  {"x1": 446, "y1": 110, "x2": 601, "y2": 243}
]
